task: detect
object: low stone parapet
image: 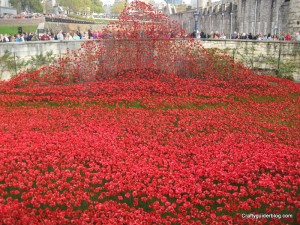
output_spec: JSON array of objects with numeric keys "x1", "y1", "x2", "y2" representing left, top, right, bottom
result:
[{"x1": 0, "y1": 39, "x2": 299, "y2": 82}]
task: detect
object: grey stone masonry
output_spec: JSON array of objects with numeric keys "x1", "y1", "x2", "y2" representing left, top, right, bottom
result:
[
  {"x1": 0, "y1": 18, "x2": 44, "y2": 26},
  {"x1": 170, "y1": 0, "x2": 298, "y2": 37},
  {"x1": 0, "y1": 39, "x2": 299, "y2": 82},
  {"x1": 288, "y1": 0, "x2": 300, "y2": 33}
]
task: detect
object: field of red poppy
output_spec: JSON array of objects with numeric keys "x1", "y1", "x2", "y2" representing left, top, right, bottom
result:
[
  {"x1": 1, "y1": 1, "x2": 300, "y2": 224},
  {"x1": 0, "y1": 66, "x2": 299, "y2": 224}
]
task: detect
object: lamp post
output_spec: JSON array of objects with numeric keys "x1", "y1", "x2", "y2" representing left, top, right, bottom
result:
[{"x1": 0, "y1": 0, "x2": 2, "y2": 17}]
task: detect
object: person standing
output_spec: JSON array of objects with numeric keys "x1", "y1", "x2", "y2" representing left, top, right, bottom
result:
[
  {"x1": 26, "y1": 32, "x2": 33, "y2": 41},
  {"x1": 284, "y1": 33, "x2": 291, "y2": 41},
  {"x1": 40, "y1": 33, "x2": 51, "y2": 41},
  {"x1": 0, "y1": 34, "x2": 5, "y2": 42},
  {"x1": 220, "y1": 33, "x2": 226, "y2": 39},
  {"x1": 31, "y1": 34, "x2": 39, "y2": 41},
  {"x1": 77, "y1": 31, "x2": 82, "y2": 39},
  {"x1": 15, "y1": 34, "x2": 24, "y2": 42},
  {"x1": 231, "y1": 31, "x2": 238, "y2": 39},
  {"x1": 73, "y1": 32, "x2": 80, "y2": 40},
  {"x1": 200, "y1": 31, "x2": 206, "y2": 38},
  {"x1": 295, "y1": 31, "x2": 300, "y2": 41},
  {"x1": 88, "y1": 29, "x2": 93, "y2": 39},
  {"x1": 65, "y1": 33, "x2": 73, "y2": 40},
  {"x1": 57, "y1": 31, "x2": 64, "y2": 41}
]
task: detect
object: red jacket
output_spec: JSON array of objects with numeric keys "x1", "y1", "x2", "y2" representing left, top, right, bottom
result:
[
  {"x1": 284, "y1": 34, "x2": 291, "y2": 41},
  {"x1": 40, "y1": 34, "x2": 51, "y2": 41}
]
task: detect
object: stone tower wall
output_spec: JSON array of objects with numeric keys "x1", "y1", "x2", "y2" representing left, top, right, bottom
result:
[
  {"x1": 288, "y1": 0, "x2": 300, "y2": 33},
  {"x1": 170, "y1": 0, "x2": 297, "y2": 37}
]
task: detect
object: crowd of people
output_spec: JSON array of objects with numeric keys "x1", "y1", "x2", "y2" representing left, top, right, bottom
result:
[
  {"x1": 0, "y1": 12, "x2": 70, "y2": 20},
  {"x1": 0, "y1": 29, "x2": 110, "y2": 42},
  {"x1": 1, "y1": 29, "x2": 300, "y2": 43},
  {"x1": 0, "y1": 13, "x2": 45, "y2": 19},
  {"x1": 0, "y1": 28, "x2": 191, "y2": 42},
  {"x1": 192, "y1": 31, "x2": 300, "y2": 41}
]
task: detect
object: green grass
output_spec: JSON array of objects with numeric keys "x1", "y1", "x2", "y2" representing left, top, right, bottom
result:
[
  {"x1": 94, "y1": 18, "x2": 118, "y2": 23},
  {"x1": 66, "y1": 15, "x2": 117, "y2": 24},
  {"x1": 67, "y1": 14, "x2": 95, "y2": 22},
  {"x1": 0, "y1": 25, "x2": 37, "y2": 35}
]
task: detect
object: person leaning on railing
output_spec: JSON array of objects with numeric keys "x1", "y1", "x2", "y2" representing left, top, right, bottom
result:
[
  {"x1": 72, "y1": 33, "x2": 80, "y2": 40},
  {"x1": 40, "y1": 33, "x2": 51, "y2": 41},
  {"x1": 55, "y1": 31, "x2": 64, "y2": 41},
  {"x1": 30, "y1": 34, "x2": 40, "y2": 41},
  {"x1": 0, "y1": 34, "x2": 9, "y2": 42},
  {"x1": 15, "y1": 34, "x2": 25, "y2": 42},
  {"x1": 284, "y1": 33, "x2": 291, "y2": 41}
]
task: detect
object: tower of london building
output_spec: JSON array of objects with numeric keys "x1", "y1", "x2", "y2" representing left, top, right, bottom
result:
[{"x1": 171, "y1": 0, "x2": 300, "y2": 36}]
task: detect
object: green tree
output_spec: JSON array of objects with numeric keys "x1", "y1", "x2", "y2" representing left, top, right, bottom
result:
[
  {"x1": 58, "y1": 0, "x2": 95, "y2": 15},
  {"x1": 111, "y1": 1, "x2": 126, "y2": 15},
  {"x1": 44, "y1": 0, "x2": 54, "y2": 13},
  {"x1": 9, "y1": 0, "x2": 43, "y2": 13},
  {"x1": 91, "y1": 0, "x2": 104, "y2": 14},
  {"x1": 57, "y1": 0, "x2": 79, "y2": 14}
]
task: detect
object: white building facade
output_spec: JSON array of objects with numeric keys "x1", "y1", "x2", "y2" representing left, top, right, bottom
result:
[{"x1": 0, "y1": 0, "x2": 17, "y2": 16}]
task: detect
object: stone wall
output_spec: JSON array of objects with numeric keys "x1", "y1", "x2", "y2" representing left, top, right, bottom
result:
[
  {"x1": 201, "y1": 39, "x2": 300, "y2": 81},
  {"x1": 288, "y1": 0, "x2": 300, "y2": 33},
  {"x1": 0, "y1": 7, "x2": 17, "y2": 16},
  {"x1": 0, "y1": 18, "x2": 106, "y2": 34},
  {"x1": 0, "y1": 39, "x2": 299, "y2": 81},
  {"x1": 0, "y1": 40, "x2": 83, "y2": 80},
  {"x1": 0, "y1": 18, "x2": 44, "y2": 26},
  {"x1": 170, "y1": 0, "x2": 298, "y2": 37},
  {"x1": 44, "y1": 22, "x2": 107, "y2": 33}
]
